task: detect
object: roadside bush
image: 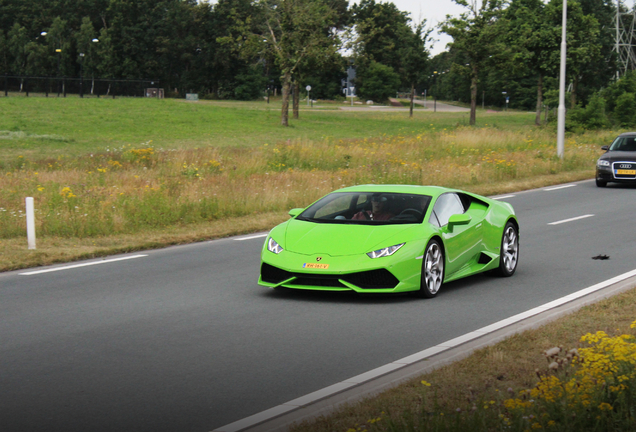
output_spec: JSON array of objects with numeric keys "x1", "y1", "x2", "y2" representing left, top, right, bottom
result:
[
  {"x1": 602, "y1": 70, "x2": 636, "y2": 113},
  {"x1": 614, "y1": 92, "x2": 636, "y2": 127},
  {"x1": 356, "y1": 61, "x2": 400, "y2": 103},
  {"x1": 566, "y1": 94, "x2": 609, "y2": 131}
]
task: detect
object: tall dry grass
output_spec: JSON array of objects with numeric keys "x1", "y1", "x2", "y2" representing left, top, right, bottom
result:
[{"x1": 0, "y1": 127, "x2": 610, "y2": 239}]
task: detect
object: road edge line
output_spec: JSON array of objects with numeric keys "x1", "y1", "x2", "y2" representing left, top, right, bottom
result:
[{"x1": 212, "y1": 268, "x2": 636, "y2": 432}]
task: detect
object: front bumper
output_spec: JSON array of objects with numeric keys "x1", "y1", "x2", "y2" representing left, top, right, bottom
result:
[
  {"x1": 258, "y1": 246, "x2": 423, "y2": 293},
  {"x1": 596, "y1": 165, "x2": 636, "y2": 184}
]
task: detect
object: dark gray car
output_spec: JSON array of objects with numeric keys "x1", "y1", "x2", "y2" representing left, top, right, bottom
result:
[{"x1": 596, "y1": 132, "x2": 636, "y2": 187}]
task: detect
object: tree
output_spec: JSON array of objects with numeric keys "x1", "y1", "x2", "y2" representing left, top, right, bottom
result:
[
  {"x1": 0, "y1": 31, "x2": 7, "y2": 75},
  {"x1": 75, "y1": 17, "x2": 99, "y2": 94},
  {"x1": 7, "y1": 23, "x2": 30, "y2": 77},
  {"x1": 351, "y1": 0, "x2": 430, "y2": 116},
  {"x1": 502, "y1": 0, "x2": 558, "y2": 125},
  {"x1": 397, "y1": 21, "x2": 430, "y2": 117},
  {"x1": 351, "y1": 0, "x2": 411, "y2": 71},
  {"x1": 242, "y1": 0, "x2": 342, "y2": 126},
  {"x1": 43, "y1": 17, "x2": 73, "y2": 79},
  {"x1": 576, "y1": 0, "x2": 616, "y2": 104},
  {"x1": 442, "y1": 0, "x2": 506, "y2": 125},
  {"x1": 547, "y1": 0, "x2": 601, "y2": 108}
]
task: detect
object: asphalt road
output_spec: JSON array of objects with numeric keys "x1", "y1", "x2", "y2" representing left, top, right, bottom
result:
[{"x1": 1, "y1": 180, "x2": 635, "y2": 432}]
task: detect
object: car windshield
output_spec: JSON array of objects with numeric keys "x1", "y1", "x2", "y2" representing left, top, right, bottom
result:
[
  {"x1": 609, "y1": 136, "x2": 636, "y2": 152},
  {"x1": 296, "y1": 192, "x2": 432, "y2": 225}
]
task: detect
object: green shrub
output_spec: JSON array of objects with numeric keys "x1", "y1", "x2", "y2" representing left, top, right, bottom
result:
[
  {"x1": 614, "y1": 92, "x2": 636, "y2": 127},
  {"x1": 567, "y1": 94, "x2": 609, "y2": 131},
  {"x1": 357, "y1": 61, "x2": 400, "y2": 102}
]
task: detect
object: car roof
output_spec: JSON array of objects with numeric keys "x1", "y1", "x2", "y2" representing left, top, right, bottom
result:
[
  {"x1": 618, "y1": 132, "x2": 636, "y2": 137},
  {"x1": 333, "y1": 184, "x2": 455, "y2": 197}
]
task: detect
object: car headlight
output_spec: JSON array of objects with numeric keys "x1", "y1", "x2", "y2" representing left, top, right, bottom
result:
[
  {"x1": 267, "y1": 237, "x2": 284, "y2": 254},
  {"x1": 367, "y1": 243, "x2": 405, "y2": 259},
  {"x1": 597, "y1": 159, "x2": 610, "y2": 167}
]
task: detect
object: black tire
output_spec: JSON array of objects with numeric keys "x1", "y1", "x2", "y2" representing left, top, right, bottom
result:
[
  {"x1": 496, "y1": 221, "x2": 519, "y2": 277},
  {"x1": 596, "y1": 178, "x2": 607, "y2": 187},
  {"x1": 417, "y1": 239, "x2": 445, "y2": 298}
]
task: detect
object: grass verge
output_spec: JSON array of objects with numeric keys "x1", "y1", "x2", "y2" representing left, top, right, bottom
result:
[
  {"x1": 0, "y1": 211, "x2": 288, "y2": 272},
  {"x1": 288, "y1": 285, "x2": 636, "y2": 432},
  {"x1": 0, "y1": 170, "x2": 593, "y2": 273}
]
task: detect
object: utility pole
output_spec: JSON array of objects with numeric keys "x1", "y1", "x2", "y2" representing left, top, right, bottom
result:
[{"x1": 557, "y1": 0, "x2": 567, "y2": 159}]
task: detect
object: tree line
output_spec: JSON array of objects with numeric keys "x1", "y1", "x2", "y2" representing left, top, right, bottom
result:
[{"x1": 0, "y1": 0, "x2": 628, "y2": 127}]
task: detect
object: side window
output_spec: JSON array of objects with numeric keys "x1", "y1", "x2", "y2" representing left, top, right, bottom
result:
[
  {"x1": 431, "y1": 193, "x2": 465, "y2": 226},
  {"x1": 429, "y1": 210, "x2": 441, "y2": 227}
]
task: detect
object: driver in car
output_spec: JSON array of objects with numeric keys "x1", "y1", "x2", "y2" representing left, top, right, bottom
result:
[{"x1": 352, "y1": 194, "x2": 395, "y2": 221}]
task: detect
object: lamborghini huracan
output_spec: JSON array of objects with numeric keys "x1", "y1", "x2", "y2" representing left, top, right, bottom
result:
[{"x1": 258, "y1": 185, "x2": 519, "y2": 298}]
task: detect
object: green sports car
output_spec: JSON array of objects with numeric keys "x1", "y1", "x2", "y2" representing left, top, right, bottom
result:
[{"x1": 258, "y1": 185, "x2": 519, "y2": 298}]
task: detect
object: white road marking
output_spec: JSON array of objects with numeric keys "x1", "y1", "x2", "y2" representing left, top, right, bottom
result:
[
  {"x1": 548, "y1": 214, "x2": 595, "y2": 226},
  {"x1": 212, "y1": 268, "x2": 636, "y2": 432},
  {"x1": 234, "y1": 234, "x2": 268, "y2": 241},
  {"x1": 19, "y1": 255, "x2": 148, "y2": 275},
  {"x1": 493, "y1": 195, "x2": 515, "y2": 200},
  {"x1": 544, "y1": 184, "x2": 576, "y2": 191}
]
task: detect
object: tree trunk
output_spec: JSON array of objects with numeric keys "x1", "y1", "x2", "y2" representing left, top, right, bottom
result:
[
  {"x1": 409, "y1": 83, "x2": 415, "y2": 118},
  {"x1": 293, "y1": 79, "x2": 299, "y2": 119},
  {"x1": 281, "y1": 72, "x2": 291, "y2": 127},
  {"x1": 535, "y1": 74, "x2": 543, "y2": 127},
  {"x1": 570, "y1": 76, "x2": 578, "y2": 108},
  {"x1": 470, "y1": 65, "x2": 478, "y2": 125}
]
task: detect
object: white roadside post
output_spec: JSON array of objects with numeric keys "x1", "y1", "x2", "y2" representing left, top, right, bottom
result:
[
  {"x1": 556, "y1": 0, "x2": 567, "y2": 159},
  {"x1": 306, "y1": 85, "x2": 311, "y2": 106},
  {"x1": 26, "y1": 197, "x2": 36, "y2": 250}
]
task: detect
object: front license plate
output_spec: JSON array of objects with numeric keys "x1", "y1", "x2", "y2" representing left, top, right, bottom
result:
[
  {"x1": 616, "y1": 169, "x2": 636, "y2": 175},
  {"x1": 303, "y1": 263, "x2": 329, "y2": 269}
]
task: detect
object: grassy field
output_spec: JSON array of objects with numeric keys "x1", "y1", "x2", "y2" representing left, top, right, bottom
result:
[
  {"x1": 0, "y1": 96, "x2": 618, "y2": 271},
  {"x1": 0, "y1": 97, "x2": 507, "y2": 156}
]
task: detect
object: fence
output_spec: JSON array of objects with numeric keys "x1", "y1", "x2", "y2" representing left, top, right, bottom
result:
[{"x1": 1, "y1": 75, "x2": 160, "y2": 98}]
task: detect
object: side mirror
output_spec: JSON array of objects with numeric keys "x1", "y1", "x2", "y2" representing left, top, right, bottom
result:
[
  {"x1": 601, "y1": 145, "x2": 609, "y2": 151},
  {"x1": 288, "y1": 208, "x2": 303, "y2": 218},
  {"x1": 448, "y1": 213, "x2": 471, "y2": 226}
]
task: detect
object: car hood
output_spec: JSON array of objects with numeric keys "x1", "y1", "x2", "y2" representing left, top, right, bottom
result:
[
  {"x1": 283, "y1": 219, "x2": 416, "y2": 256},
  {"x1": 599, "y1": 151, "x2": 636, "y2": 162}
]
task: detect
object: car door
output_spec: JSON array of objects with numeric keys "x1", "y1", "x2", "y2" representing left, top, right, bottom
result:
[{"x1": 429, "y1": 193, "x2": 483, "y2": 277}]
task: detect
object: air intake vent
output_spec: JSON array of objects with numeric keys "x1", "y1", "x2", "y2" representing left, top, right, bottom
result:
[
  {"x1": 342, "y1": 269, "x2": 399, "y2": 289},
  {"x1": 478, "y1": 253, "x2": 492, "y2": 265}
]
